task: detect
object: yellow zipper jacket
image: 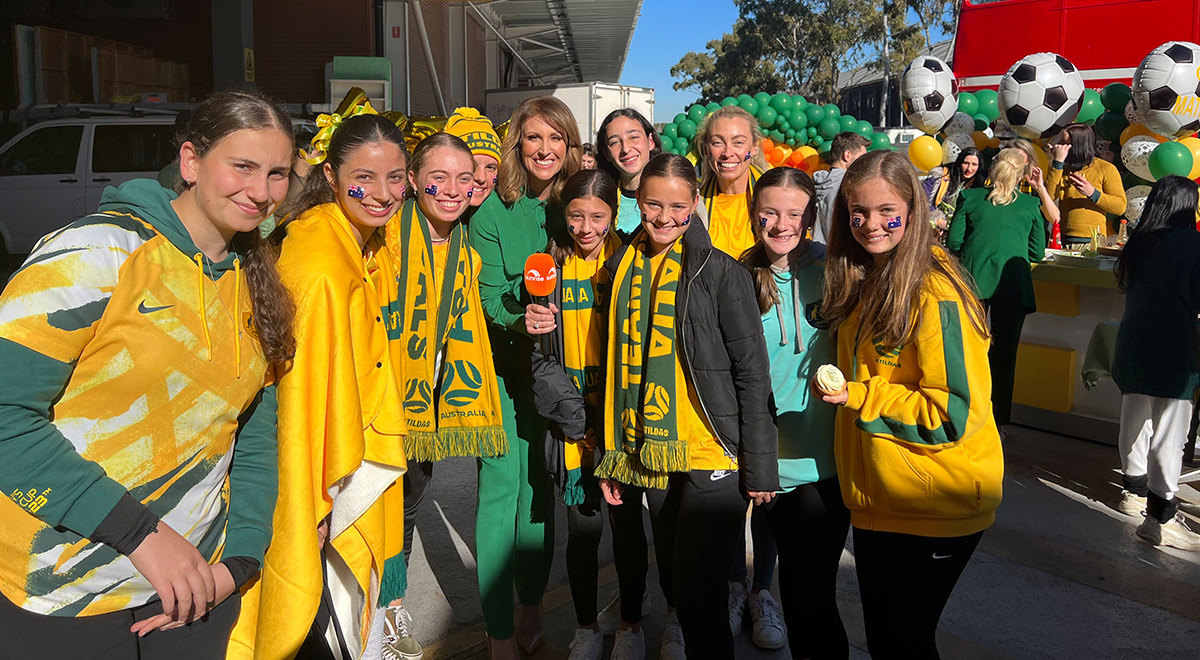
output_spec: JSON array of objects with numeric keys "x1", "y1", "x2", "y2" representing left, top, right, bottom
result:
[{"x1": 835, "y1": 266, "x2": 1004, "y2": 538}]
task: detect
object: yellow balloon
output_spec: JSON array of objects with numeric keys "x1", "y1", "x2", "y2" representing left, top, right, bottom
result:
[
  {"x1": 988, "y1": 137, "x2": 1001, "y2": 149},
  {"x1": 796, "y1": 145, "x2": 820, "y2": 172},
  {"x1": 972, "y1": 131, "x2": 988, "y2": 151},
  {"x1": 1181, "y1": 136, "x2": 1200, "y2": 179},
  {"x1": 908, "y1": 135, "x2": 943, "y2": 173},
  {"x1": 1120, "y1": 123, "x2": 1166, "y2": 146}
]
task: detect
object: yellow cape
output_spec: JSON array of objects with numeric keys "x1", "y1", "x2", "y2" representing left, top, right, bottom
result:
[{"x1": 228, "y1": 204, "x2": 407, "y2": 659}]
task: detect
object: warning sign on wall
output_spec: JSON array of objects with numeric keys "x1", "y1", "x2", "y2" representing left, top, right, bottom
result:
[{"x1": 244, "y1": 48, "x2": 256, "y2": 82}]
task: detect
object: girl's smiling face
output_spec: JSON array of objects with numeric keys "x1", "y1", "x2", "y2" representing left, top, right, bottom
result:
[
  {"x1": 638, "y1": 175, "x2": 698, "y2": 255},
  {"x1": 755, "y1": 186, "x2": 812, "y2": 266},
  {"x1": 326, "y1": 140, "x2": 407, "y2": 237},
  {"x1": 846, "y1": 178, "x2": 908, "y2": 262},
  {"x1": 960, "y1": 154, "x2": 980, "y2": 180},
  {"x1": 604, "y1": 115, "x2": 652, "y2": 180},
  {"x1": 182, "y1": 127, "x2": 293, "y2": 238},
  {"x1": 470, "y1": 153, "x2": 499, "y2": 207},
  {"x1": 409, "y1": 145, "x2": 476, "y2": 226},
  {"x1": 565, "y1": 195, "x2": 612, "y2": 260}
]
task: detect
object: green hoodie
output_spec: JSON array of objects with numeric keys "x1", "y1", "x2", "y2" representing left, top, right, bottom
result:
[{"x1": 0, "y1": 178, "x2": 277, "y2": 616}]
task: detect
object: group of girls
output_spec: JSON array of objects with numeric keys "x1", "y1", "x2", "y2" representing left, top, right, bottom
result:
[{"x1": 0, "y1": 87, "x2": 1007, "y2": 660}]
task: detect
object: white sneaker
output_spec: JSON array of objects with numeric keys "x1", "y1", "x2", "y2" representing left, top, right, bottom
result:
[
  {"x1": 727, "y1": 581, "x2": 749, "y2": 637},
  {"x1": 567, "y1": 627, "x2": 603, "y2": 660},
  {"x1": 748, "y1": 589, "x2": 786, "y2": 650},
  {"x1": 1118, "y1": 490, "x2": 1147, "y2": 517},
  {"x1": 596, "y1": 590, "x2": 652, "y2": 635},
  {"x1": 611, "y1": 626, "x2": 647, "y2": 660},
  {"x1": 659, "y1": 611, "x2": 686, "y2": 660},
  {"x1": 1137, "y1": 513, "x2": 1200, "y2": 551}
]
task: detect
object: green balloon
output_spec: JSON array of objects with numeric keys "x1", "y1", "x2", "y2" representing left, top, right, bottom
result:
[
  {"x1": 705, "y1": 102, "x2": 721, "y2": 114},
  {"x1": 855, "y1": 119, "x2": 874, "y2": 137},
  {"x1": 975, "y1": 89, "x2": 1000, "y2": 123},
  {"x1": 720, "y1": 97, "x2": 738, "y2": 107},
  {"x1": 818, "y1": 140, "x2": 833, "y2": 162},
  {"x1": 792, "y1": 95, "x2": 807, "y2": 110},
  {"x1": 1149, "y1": 141, "x2": 1193, "y2": 180},
  {"x1": 770, "y1": 94, "x2": 793, "y2": 114},
  {"x1": 775, "y1": 114, "x2": 789, "y2": 128},
  {"x1": 673, "y1": 136, "x2": 690, "y2": 153},
  {"x1": 1101, "y1": 83, "x2": 1132, "y2": 112},
  {"x1": 757, "y1": 106, "x2": 778, "y2": 128},
  {"x1": 673, "y1": 113, "x2": 688, "y2": 125},
  {"x1": 805, "y1": 105, "x2": 826, "y2": 126},
  {"x1": 754, "y1": 92, "x2": 772, "y2": 107},
  {"x1": 769, "y1": 129, "x2": 787, "y2": 143},
  {"x1": 1076, "y1": 89, "x2": 1103, "y2": 125},
  {"x1": 819, "y1": 117, "x2": 842, "y2": 139},
  {"x1": 958, "y1": 92, "x2": 979, "y2": 118},
  {"x1": 738, "y1": 97, "x2": 760, "y2": 116},
  {"x1": 807, "y1": 126, "x2": 819, "y2": 138},
  {"x1": 662, "y1": 123, "x2": 679, "y2": 139},
  {"x1": 789, "y1": 112, "x2": 808, "y2": 131},
  {"x1": 823, "y1": 104, "x2": 840, "y2": 118},
  {"x1": 759, "y1": 127, "x2": 769, "y2": 136},
  {"x1": 1094, "y1": 111, "x2": 1129, "y2": 142},
  {"x1": 869, "y1": 132, "x2": 892, "y2": 151},
  {"x1": 779, "y1": 108, "x2": 792, "y2": 120},
  {"x1": 737, "y1": 93, "x2": 752, "y2": 102},
  {"x1": 839, "y1": 115, "x2": 857, "y2": 132},
  {"x1": 677, "y1": 118, "x2": 698, "y2": 139},
  {"x1": 785, "y1": 129, "x2": 796, "y2": 140},
  {"x1": 974, "y1": 114, "x2": 991, "y2": 131},
  {"x1": 810, "y1": 135, "x2": 824, "y2": 147},
  {"x1": 687, "y1": 104, "x2": 706, "y2": 123},
  {"x1": 1121, "y1": 169, "x2": 1152, "y2": 189}
]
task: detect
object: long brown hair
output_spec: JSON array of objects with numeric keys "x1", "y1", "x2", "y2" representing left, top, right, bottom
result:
[
  {"x1": 739, "y1": 167, "x2": 818, "y2": 314},
  {"x1": 178, "y1": 90, "x2": 296, "y2": 363},
  {"x1": 497, "y1": 96, "x2": 582, "y2": 204},
  {"x1": 821, "y1": 150, "x2": 987, "y2": 349},
  {"x1": 548, "y1": 169, "x2": 619, "y2": 264}
]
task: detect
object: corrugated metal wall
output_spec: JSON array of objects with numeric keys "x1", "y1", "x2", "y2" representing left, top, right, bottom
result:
[
  {"x1": 467, "y1": 13, "x2": 487, "y2": 109},
  {"x1": 407, "y1": 1, "x2": 452, "y2": 116},
  {"x1": 254, "y1": 0, "x2": 374, "y2": 103}
]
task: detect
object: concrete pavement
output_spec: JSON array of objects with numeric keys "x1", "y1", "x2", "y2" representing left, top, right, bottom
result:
[{"x1": 401, "y1": 425, "x2": 1200, "y2": 659}]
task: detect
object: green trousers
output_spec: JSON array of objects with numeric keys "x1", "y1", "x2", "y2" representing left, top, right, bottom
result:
[
  {"x1": 475, "y1": 370, "x2": 555, "y2": 638},
  {"x1": 987, "y1": 300, "x2": 1028, "y2": 426}
]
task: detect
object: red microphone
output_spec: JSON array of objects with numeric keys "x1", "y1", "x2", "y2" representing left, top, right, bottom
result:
[{"x1": 524, "y1": 253, "x2": 558, "y2": 302}]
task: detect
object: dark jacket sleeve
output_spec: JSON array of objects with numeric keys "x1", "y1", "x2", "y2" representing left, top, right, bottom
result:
[
  {"x1": 529, "y1": 283, "x2": 589, "y2": 441},
  {"x1": 714, "y1": 261, "x2": 779, "y2": 492}
]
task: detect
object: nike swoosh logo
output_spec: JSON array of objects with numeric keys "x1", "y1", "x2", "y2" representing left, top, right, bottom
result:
[
  {"x1": 932, "y1": 553, "x2": 954, "y2": 560},
  {"x1": 138, "y1": 301, "x2": 174, "y2": 314},
  {"x1": 710, "y1": 470, "x2": 734, "y2": 481}
]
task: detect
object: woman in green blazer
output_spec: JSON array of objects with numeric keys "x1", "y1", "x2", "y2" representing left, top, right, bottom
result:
[{"x1": 947, "y1": 148, "x2": 1056, "y2": 427}]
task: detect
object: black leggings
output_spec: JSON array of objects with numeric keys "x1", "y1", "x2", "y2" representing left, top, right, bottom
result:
[
  {"x1": 730, "y1": 502, "x2": 776, "y2": 591},
  {"x1": 0, "y1": 591, "x2": 241, "y2": 660},
  {"x1": 403, "y1": 459, "x2": 434, "y2": 566},
  {"x1": 765, "y1": 477, "x2": 851, "y2": 660},
  {"x1": 658, "y1": 470, "x2": 748, "y2": 660},
  {"x1": 566, "y1": 492, "x2": 604, "y2": 626},
  {"x1": 607, "y1": 482, "x2": 670, "y2": 623},
  {"x1": 853, "y1": 528, "x2": 983, "y2": 660}
]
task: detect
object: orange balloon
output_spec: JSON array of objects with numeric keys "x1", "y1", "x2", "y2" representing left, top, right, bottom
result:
[
  {"x1": 971, "y1": 131, "x2": 988, "y2": 150},
  {"x1": 795, "y1": 146, "x2": 820, "y2": 172},
  {"x1": 761, "y1": 138, "x2": 775, "y2": 153},
  {"x1": 1120, "y1": 123, "x2": 1167, "y2": 145},
  {"x1": 769, "y1": 147, "x2": 787, "y2": 165},
  {"x1": 988, "y1": 137, "x2": 1001, "y2": 149},
  {"x1": 786, "y1": 150, "x2": 805, "y2": 167}
]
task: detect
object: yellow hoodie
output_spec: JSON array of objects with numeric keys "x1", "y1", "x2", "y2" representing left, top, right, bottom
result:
[
  {"x1": 228, "y1": 204, "x2": 407, "y2": 659},
  {"x1": 835, "y1": 267, "x2": 1004, "y2": 538}
]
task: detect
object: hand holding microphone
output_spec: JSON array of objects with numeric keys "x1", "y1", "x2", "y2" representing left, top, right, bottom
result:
[{"x1": 523, "y1": 253, "x2": 559, "y2": 337}]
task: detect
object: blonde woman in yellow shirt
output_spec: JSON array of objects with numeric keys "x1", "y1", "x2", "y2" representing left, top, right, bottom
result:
[{"x1": 695, "y1": 106, "x2": 769, "y2": 259}]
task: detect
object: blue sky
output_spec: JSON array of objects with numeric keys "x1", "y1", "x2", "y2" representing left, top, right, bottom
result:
[{"x1": 619, "y1": 0, "x2": 740, "y2": 123}]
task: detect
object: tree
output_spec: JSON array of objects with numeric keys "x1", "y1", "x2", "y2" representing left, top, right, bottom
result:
[
  {"x1": 903, "y1": 0, "x2": 956, "y2": 48},
  {"x1": 669, "y1": 21, "x2": 787, "y2": 102}
]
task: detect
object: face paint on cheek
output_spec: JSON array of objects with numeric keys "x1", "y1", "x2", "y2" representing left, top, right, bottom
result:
[
  {"x1": 744, "y1": 153, "x2": 752, "y2": 161},
  {"x1": 568, "y1": 224, "x2": 576, "y2": 234},
  {"x1": 398, "y1": 186, "x2": 406, "y2": 197},
  {"x1": 851, "y1": 216, "x2": 864, "y2": 228},
  {"x1": 759, "y1": 216, "x2": 769, "y2": 227},
  {"x1": 425, "y1": 184, "x2": 438, "y2": 196},
  {"x1": 682, "y1": 216, "x2": 691, "y2": 226},
  {"x1": 601, "y1": 227, "x2": 608, "y2": 235},
  {"x1": 492, "y1": 176, "x2": 498, "y2": 185},
  {"x1": 467, "y1": 189, "x2": 474, "y2": 198},
  {"x1": 886, "y1": 217, "x2": 903, "y2": 229},
  {"x1": 347, "y1": 185, "x2": 365, "y2": 199}
]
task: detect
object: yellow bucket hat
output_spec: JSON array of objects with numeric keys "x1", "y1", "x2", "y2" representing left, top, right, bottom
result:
[{"x1": 444, "y1": 107, "x2": 502, "y2": 164}]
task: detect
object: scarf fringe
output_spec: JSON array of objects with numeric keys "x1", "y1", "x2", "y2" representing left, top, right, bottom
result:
[
  {"x1": 640, "y1": 438, "x2": 691, "y2": 474},
  {"x1": 595, "y1": 449, "x2": 669, "y2": 490},
  {"x1": 377, "y1": 553, "x2": 408, "y2": 606},
  {"x1": 562, "y1": 467, "x2": 586, "y2": 506},
  {"x1": 404, "y1": 426, "x2": 509, "y2": 462}
]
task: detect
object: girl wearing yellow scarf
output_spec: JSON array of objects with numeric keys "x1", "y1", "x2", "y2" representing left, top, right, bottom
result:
[
  {"x1": 228, "y1": 114, "x2": 413, "y2": 660},
  {"x1": 526, "y1": 170, "x2": 624, "y2": 658},
  {"x1": 695, "y1": 106, "x2": 770, "y2": 259}
]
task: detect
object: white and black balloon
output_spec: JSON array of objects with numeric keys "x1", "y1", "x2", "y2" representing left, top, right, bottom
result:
[
  {"x1": 1131, "y1": 41, "x2": 1200, "y2": 138},
  {"x1": 944, "y1": 112, "x2": 976, "y2": 136},
  {"x1": 1124, "y1": 100, "x2": 1143, "y2": 125},
  {"x1": 1121, "y1": 136, "x2": 1159, "y2": 181},
  {"x1": 901, "y1": 55, "x2": 959, "y2": 135},
  {"x1": 998, "y1": 52, "x2": 1086, "y2": 140}
]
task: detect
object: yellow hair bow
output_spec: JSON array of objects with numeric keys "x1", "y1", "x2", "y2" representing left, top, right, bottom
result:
[{"x1": 303, "y1": 90, "x2": 379, "y2": 165}]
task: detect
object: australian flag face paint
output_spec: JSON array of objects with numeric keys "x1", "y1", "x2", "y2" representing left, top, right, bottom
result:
[
  {"x1": 347, "y1": 185, "x2": 365, "y2": 199},
  {"x1": 467, "y1": 189, "x2": 474, "y2": 199},
  {"x1": 886, "y1": 216, "x2": 903, "y2": 229},
  {"x1": 425, "y1": 184, "x2": 438, "y2": 196},
  {"x1": 851, "y1": 216, "x2": 864, "y2": 228},
  {"x1": 759, "y1": 216, "x2": 769, "y2": 228},
  {"x1": 744, "y1": 153, "x2": 752, "y2": 161},
  {"x1": 681, "y1": 216, "x2": 691, "y2": 226}
]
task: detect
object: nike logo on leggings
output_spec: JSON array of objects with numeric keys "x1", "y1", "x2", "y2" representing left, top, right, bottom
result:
[{"x1": 710, "y1": 470, "x2": 734, "y2": 481}]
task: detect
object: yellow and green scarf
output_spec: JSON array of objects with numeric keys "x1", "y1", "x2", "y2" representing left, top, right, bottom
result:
[
  {"x1": 387, "y1": 199, "x2": 507, "y2": 461},
  {"x1": 597, "y1": 233, "x2": 688, "y2": 489},
  {"x1": 559, "y1": 236, "x2": 618, "y2": 504}
]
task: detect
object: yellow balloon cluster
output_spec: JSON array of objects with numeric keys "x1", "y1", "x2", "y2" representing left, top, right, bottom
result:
[{"x1": 908, "y1": 135, "x2": 943, "y2": 173}]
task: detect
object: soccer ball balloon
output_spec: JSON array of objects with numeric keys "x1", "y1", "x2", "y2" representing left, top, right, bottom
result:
[
  {"x1": 998, "y1": 52, "x2": 1086, "y2": 140},
  {"x1": 944, "y1": 112, "x2": 975, "y2": 136},
  {"x1": 901, "y1": 55, "x2": 959, "y2": 135},
  {"x1": 1124, "y1": 100, "x2": 1143, "y2": 125},
  {"x1": 1131, "y1": 41, "x2": 1200, "y2": 138},
  {"x1": 1121, "y1": 135, "x2": 1159, "y2": 181}
]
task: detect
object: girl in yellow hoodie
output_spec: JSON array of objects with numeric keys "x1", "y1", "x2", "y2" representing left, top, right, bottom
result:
[
  {"x1": 228, "y1": 112, "x2": 414, "y2": 660},
  {"x1": 819, "y1": 150, "x2": 1004, "y2": 660}
]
